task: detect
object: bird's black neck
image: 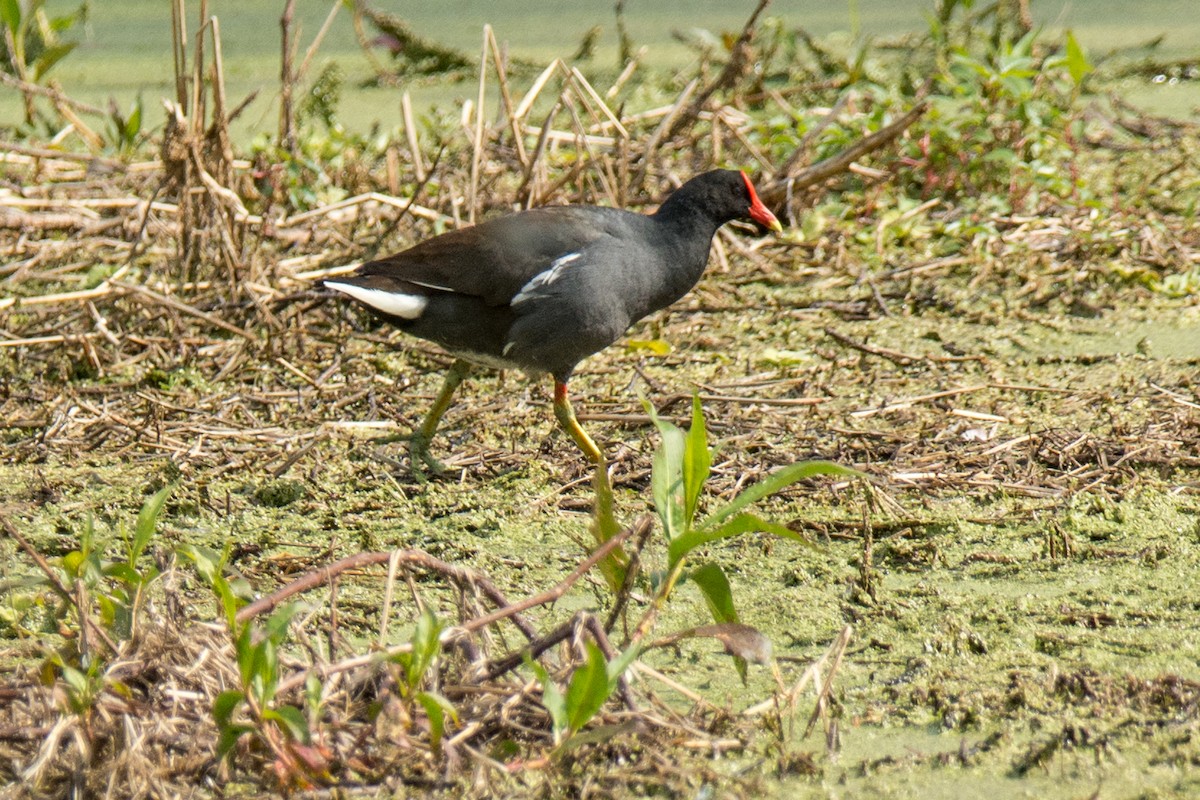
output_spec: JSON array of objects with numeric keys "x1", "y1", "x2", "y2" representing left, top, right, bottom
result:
[{"x1": 639, "y1": 194, "x2": 724, "y2": 315}]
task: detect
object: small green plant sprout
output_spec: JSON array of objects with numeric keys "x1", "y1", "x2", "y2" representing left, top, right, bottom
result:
[
  {"x1": 0, "y1": 0, "x2": 89, "y2": 122},
  {"x1": 106, "y1": 96, "x2": 145, "y2": 156},
  {"x1": 67, "y1": 483, "x2": 171, "y2": 643},
  {"x1": 639, "y1": 396, "x2": 858, "y2": 679},
  {"x1": 384, "y1": 608, "x2": 459, "y2": 755},
  {"x1": 529, "y1": 640, "x2": 641, "y2": 749},
  {"x1": 179, "y1": 544, "x2": 329, "y2": 789},
  {"x1": 0, "y1": 485, "x2": 172, "y2": 730}
]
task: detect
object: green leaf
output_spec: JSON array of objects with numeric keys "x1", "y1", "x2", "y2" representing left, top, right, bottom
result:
[
  {"x1": 214, "y1": 574, "x2": 241, "y2": 630},
  {"x1": 1010, "y1": 27, "x2": 1038, "y2": 59},
  {"x1": 178, "y1": 543, "x2": 240, "y2": 624},
  {"x1": 406, "y1": 609, "x2": 443, "y2": 689},
  {"x1": 131, "y1": 484, "x2": 172, "y2": 565},
  {"x1": 251, "y1": 639, "x2": 279, "y2": 704},
  {"x1": 690, "y1": 562, "x2": 738, "y2": 624},
  {"x1": 263, "y1": 603, "x2": 302, "y2": 645},
  {"x1": 417, "y1": 691, "x2": 458, "y2": 752},
  {"x1": 102, "y1": 563, "x2": 142, "y2": 585},
  {"x1": 682, "y1": 396, "x2": 711, "y2": 526},
  {"x1": 624, "y1": 338, "x2": 671, "y2": 355},
  {"x1": 268, "y1": 705, "x2": 309, "y2": 742},
  {"x1": 564, "y1": 642, "x2": 611, "y2": 735},
  {"x1": 81, "y1": 514, "x2": 94, "y2": 559},
  {"x1": 0, "y1": 0, "x2": 20, "y2": 34},
  {"x1": 528, "y1": 658, "x2": 567, "y2": 739},
  {"x1": 670, "y1": 512, "x2": 820, "y2": 567},
  {"x1": 32, "y1": 42, "x2": 77, "y2": 80},
  {"x1": 646, "y1": 400, "x2": 687, "y2": 539},
  {"x1": 125, "y1": 98, "x2": 142, "y2": 138},
  {"x1": 61, "y1": 550, "x2": 85, "y2": 578},
  {"x1": 49, "y1": 8, "x2": 85, "y2": 34},
  {"x1": 61, "y1": 664, "x2": 88, "y2": 696},
  {"x1": 216, "y1": 723, "x2": 254, "y2": 761},
  {"x1": 235, "y1": 625, "x2": 258, "y2": 686},
  {"x1": 606, "y1": 642, "x2": 641, "y2": 688},
  {"x1": 699, "y1": 460, "x2": 859, "y2": 531},
  {"x1": 213, "y1": 689, "x2": 245, "y2": 728},
  {"x1": 1063, "y1": 30, "x2": 1092, "y2": 86}
]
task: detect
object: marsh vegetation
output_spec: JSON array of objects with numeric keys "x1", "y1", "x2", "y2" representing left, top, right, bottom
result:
[{"x1": 1, "y1": 1, "x2": 1198, "y2": 797}]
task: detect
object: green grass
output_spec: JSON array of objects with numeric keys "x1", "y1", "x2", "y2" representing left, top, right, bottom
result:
[{"x1": 14, "y1": 0, "x2": 1199, "y2": 143}]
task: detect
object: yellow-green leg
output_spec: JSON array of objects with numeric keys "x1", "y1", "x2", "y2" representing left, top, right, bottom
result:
[
  {"x1": 553, "y1": 381, "x2": 622, "y2": 552},
  {"x1": 410, "y1": 359, "x2": 471, "y2": 480}
]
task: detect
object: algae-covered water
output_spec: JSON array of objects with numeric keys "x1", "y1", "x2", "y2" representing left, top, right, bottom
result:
[{"x1": 3, "y1": 269, "x2": 1197, "y2": 795}]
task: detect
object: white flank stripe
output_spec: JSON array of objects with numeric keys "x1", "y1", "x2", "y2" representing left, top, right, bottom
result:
[
  {"x1": 325, "y1": 280, "x2": 428, "y2": 319},
  {"x1": 408, "y1": 278, "x2": 455, "y2": 292},
  {"x1": 512, "y1": 252, "x2": 582, "y2": 305}
]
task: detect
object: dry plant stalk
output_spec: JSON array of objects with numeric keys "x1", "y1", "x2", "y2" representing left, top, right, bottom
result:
[{"x1": 161, "y1": 0, "x2": 245, "y2": 286}]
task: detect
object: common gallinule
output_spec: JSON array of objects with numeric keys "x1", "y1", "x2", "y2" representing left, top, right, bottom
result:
[{"x1": 326, "y1": 169, "x2": 782, "y2": 476}]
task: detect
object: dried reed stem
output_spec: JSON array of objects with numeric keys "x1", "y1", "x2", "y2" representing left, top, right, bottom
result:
[{"x1": 279, "y1": 0, "x2": 298, "y2": 155}]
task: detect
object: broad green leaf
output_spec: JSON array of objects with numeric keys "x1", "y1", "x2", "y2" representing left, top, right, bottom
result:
[
  {"x1": 1063, "y1": 30, "x2": 1092, "y2": 85},
  {"x1": 417, "y1": 691, "x2": 458, "y2": 752},
  {"x1": 49, "y1": 9, "x2": 84, "y2": 33},
  {"x1": 625, "y1": 338, "x2": 671, "y2": 355},
  {"x1": 565, "y1": 642, "x2": 611, "y2": 735},
  {"x1": 699, "y1": 460, "x2": 859, "y2": 531},
  {"x1": 646, "y1": 400, "x2": 686, "y2": 539},
  {"x1": 61, "y1": 550, "x2": 86, "y2": 577},
  {"x1": 131, "y1": 484, "x2": 172, "y2": 565},
  {"x1": 234, "y1": 625, "x2": 256, "y2": 684},
  {"x1": 606, "y1": 642, "x2": 641, "y2": 688},
  {"x1": 682, "y1": 395, "x2": 711, "y2": 526},
  {"x1": 1011, "y1": 26, "x2": 1038, "y2": 59},
  {"x1": 125, "y1": 99, "x2": 142, "y2": 138},
  {"x1": 758, "y1": 347, "x2": 811, "y2": 367},
  {"x1": 950, "y1": 52, "x2": 990, "y2": 79},
  {"x1": 983, "y1": 147, "x2": 1017, "y2": 164},
  {"x1": 268, "y1": 705, "x2": 309, "y2": 742},
  {"x1": 0, "y1": 0, "x2": 20, "y2": 34},
  {"x1": 95, "y1": 594, "x2": 117, "y2": 629},
  {"x1": 61, "y1": 665, "x2": 88, "y2": 696},
  {"x1": 407, "y1": 609, "x2": 443, "y2": 688},
  {"x1": 254, "y1": 640, "x2": 279, "y2": 703},
  {"x1": 177, "y1": 543, "x2": 221, "y2": 584},
  {"x1": 102, "y1": 563, "x2": 142, "y2": 585},
  {"x1": 214, "y1": 574, "x2": 240, "y2": 630},
  {"x1": 216, "y1": 723, "x2": 254, "y2": 761},
  {"x1": 81, "y1": 514, "x2": 94, "y2": 558},
  {"x1": 690, "y1": 562, "x2": 738, "y2": 624},
  {"x1": 213, "y1": 689, "x2": 245, "y2": 728},
  {"x1": 263, "y1": 603, "x2": 302, "y2": 644},
  {"x1": 32, "y1": 42, "x2": 77, "y2": 80},
  {"x1": 670, "y1": 512, "x2": 820, "y2": 567}
]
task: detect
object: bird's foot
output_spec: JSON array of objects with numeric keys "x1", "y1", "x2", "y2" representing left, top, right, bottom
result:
[{"x1": 408, "y1": 431, "x2": 447, "y2": 482}]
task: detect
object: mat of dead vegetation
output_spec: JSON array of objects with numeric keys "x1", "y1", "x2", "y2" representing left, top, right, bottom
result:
[{"x1": 3, "y1": 2, "x2": 1200, "y2": 798}]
